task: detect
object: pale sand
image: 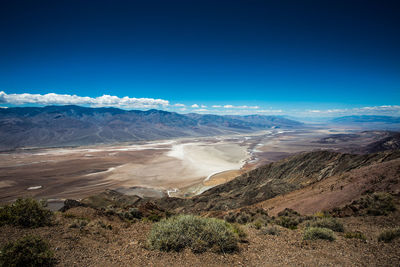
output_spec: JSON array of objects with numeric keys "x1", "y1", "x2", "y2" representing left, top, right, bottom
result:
[
  {"x1": 1, "y1": 128, "x2": 354, "y2": 201},
  {"x1": 101, "y1": 141, "x2": 249, "y2": 193}
]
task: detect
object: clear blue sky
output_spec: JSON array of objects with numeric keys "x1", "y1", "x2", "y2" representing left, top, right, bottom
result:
[{"x1": 0, "y1": 0, "x2": 399, "y2": 116}]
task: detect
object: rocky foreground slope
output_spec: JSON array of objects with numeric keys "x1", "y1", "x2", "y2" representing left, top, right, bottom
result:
[{"x1": 1, "y1": 149, "x2": 400, "y2": 266}]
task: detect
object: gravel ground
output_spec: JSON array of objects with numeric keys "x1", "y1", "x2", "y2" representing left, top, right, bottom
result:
[{"x1": 1, "y1": 207, "x2": 399, "y2": 266}]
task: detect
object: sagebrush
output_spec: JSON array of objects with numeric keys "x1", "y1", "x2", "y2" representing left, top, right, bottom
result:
[
  {"x1": 308, "y1": 217, "x2": 344, "y2": 232},
  {"x1": 147, "y1": 215, "x2": 242, "y2": 253},
  {"x1": 0, "y1": 235, "x2": 56, "y2": 267},
  {"x1": 378, "y1": 227, "x2": 400, "y2": 243},
  {"x1": 303, "y1": 227, "x2": 335, "y2": 241},
  {"x1": 0, "y1": 198, "x2": 53, "y2": 228}
]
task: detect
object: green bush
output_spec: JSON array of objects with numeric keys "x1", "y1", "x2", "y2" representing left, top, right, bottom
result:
[
  {"x1": 147, "y1": 213, "x2": 162, "y2": 222},
  {"x1": 0, "y1": 235, "x2": 56, "y2": 267},
  {"x1": 378, "y1": 227, "x2": 400, "y2": 243},
  {"x1": 147, "y1": 215, "x2": 240, "y2": 253},
  {"x1": 309, "y1": 217, "x2": 344, "y2": 232},
  {"x1": 276, "y1": 216, "x2": 299, "y2": 229},
  {"x1": 303, "y1": 227, "x2": 335, "y2": 241},
  {"x1": 128, "y1": 208, "x2": 143, "y2": 219},
  {"x1": 253, "y1": 218, "x2": 267, "y2": 229},
  {"x1": 366, "y1": 193, "x2": 396, "y2": 216},
  {"x1": 231, "y1": 223, "x2": 247, "y2": 241},
  {"x1": 223, "y1": 212, "x2": 236, "y2": 223},
  {"x1": 277, "y1": 208, "x2": 300, "y2": 217},
  {"x1": 344, "y1": 231, "x2": 366, "y2": 240},
  {"x1": 223, "y1": 208, "x2": 269, "y2": 225},
  {"x1": 69, "y1": 219, "x2": 88, "y2": 229},
  {"x1": 262, "y1": 226, "x2": 280, "y2": 236},
  {"x1": 236, "y1": 213, "x2": 251, "y2": 224},
  {"x1": 0, "y1": 198, "x2": 53, "y2": 228}
]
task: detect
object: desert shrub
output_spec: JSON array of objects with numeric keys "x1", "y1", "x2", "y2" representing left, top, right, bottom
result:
[
  {"x1": 147, "y1": 213, "x2": 162, "y2": 222},
  {"x1": 69, "y1": 219, "x2": 88, "y2": 229},
  {"x1": 309, "y1": 217, "x2": 344, "y2": 232},
  {"x1": 262, "y1": 226, "x2": 280, "y2": 236},
  {"x1": 236, "y1": 213, "x2": 251, "y2": 224},
  {"x1": 277, "y1": 208, "x2": 300, "y2": 217},
  {"x1": 129, "y1": 208, "x2": 143, "y2": 219},
  {"x1": 378, "y1": 227, "x2": 400, "y2": 243},
  {"x1": 253, "y1": 218, "x2": 265, "y2": 229},
  {"x1": 313, "y1": 211, "x2": 329, "y2": 218},
  {"x1": 330, "y1": 192, "x2": 397, "y2": 217},
  {"x1": 223, "y1": 208, "x2": 269, "y2": 225},
  {"x1": 0, "y1": 235, "x2": 57, "y2": 267},
  {"x1": 223, "y1": 212, "x2": 237, "y2": 223},
  {"x1": 274, "y1": 208, "x2": 308, "y2": 229},
  {"x1": 98, "y1": 220, "x2": 112, "y2": 230},
  {"x1": 276, "y1": 216, "x2": 299, "y2": 230},
  {"x1": 303, "y1": 227, "x2": 335, "y2": 241},
  {"x1": 344, "y1": 231, "x2": 366, "y2": 240},
  {"x1": 366, "y1": 193, "x2": 396, "y2": 216},
  {"x1": 231, "y1": 223, "x2": 247, "y2": 241},
  {"x1": 147, "y1": 215, "x2": 240, "y2": 253},
  {"x1": 0, "y1": 198, "x2": 53, "y2": 228}
]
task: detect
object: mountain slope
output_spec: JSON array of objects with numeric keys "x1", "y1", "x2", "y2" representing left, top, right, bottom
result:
[
  {"x1": 256, "y1": 158, "x2": 400, "y2": 215},
  {"x1": 157, "y1": 150, "x2": 400, "y2": 212},
  {"x1": 0, "y1": 105, "x2": 301, "y2": 150}
]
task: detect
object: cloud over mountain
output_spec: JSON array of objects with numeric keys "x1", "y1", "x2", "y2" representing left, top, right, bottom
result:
[
  {"x1": 0, "y1": 91, "x2": 169, "y2": 109},
  {"x1": 305, "y1": 105, "x2": 400, "y2": 117}
]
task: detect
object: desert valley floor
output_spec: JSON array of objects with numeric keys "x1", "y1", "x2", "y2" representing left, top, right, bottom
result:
[{"x1": 0, "y1": 127, "x2": 386, "y2": 204}]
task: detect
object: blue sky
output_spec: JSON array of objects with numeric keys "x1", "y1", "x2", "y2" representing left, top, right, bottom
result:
[{"x1": 0, "y1": 0, "x2": 399, "y2": 117}]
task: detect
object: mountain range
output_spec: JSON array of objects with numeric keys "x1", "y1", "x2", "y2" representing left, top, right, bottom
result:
[
  {"x1": 331, "y1": 115, "x2": 400, "y2": 124},
  {"x1": 0, "y1": 105, "x2": 302, "y2": 150}
]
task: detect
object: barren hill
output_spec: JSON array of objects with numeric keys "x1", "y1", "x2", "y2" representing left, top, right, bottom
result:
[{"x1": 155, "y1": 150, "x2": 400, "y2": 213}]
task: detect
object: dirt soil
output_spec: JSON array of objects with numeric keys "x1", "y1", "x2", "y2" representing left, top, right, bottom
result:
[
  {"x1": 257, "y1": 158, "x2": 400, "y2": 216},
  {"x1": 1, "y1": 206, "x2": 399, "y2": 266}
]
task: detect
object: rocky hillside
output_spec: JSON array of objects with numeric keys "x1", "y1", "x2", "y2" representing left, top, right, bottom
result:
[
  {"x1": 364, "y1": 132, "x2": 400, "y2": 153},
  {"x1": 0, "y1": 105, "x2": 301, "y2": 150},
  {"x1": 155, "y1": 150, "x2": 400, "y2": 212}
]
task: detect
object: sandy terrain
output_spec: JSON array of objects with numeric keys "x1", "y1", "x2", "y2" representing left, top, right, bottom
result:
[
  {"x1": 0, "y1": 127, "x2": 380, "y2": 203},
  {"x1": 0, "y1": 133, "x2": 253, "y2": 202}
]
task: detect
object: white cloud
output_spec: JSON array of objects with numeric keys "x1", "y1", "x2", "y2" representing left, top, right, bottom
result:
[
  {"x1": 193, "y1": 108, "x2": 209, "y2": 112},
  {"x1": 255, "y1": 109, "x2": 283, "y2": 114},
  {"x1": 0, "y1": 91, "x2": 169, "y2": 109},
  {"x1": 174, "y1": 103, "x2": 185, "y2": 107},
  {"x1": 223, "y1": 104, "x2": 259, "y2": 109},
  {"x1": 2, "y1": 91, "x2": 399, "y2": 117},
  {"x1": 223, "y1": 105, "x2": 234, "y2": 108},
  {"x1": 304, "y1": 105, "x2": 400, "y2": 117}
]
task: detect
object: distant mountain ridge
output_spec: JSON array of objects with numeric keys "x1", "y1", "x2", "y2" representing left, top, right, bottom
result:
[
  {"x1": 332, "y1": 115, "x2": 400, "y2": 124},
  {"x1": 0, "y1": 105, "x2": 302, "y2": 150}
]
